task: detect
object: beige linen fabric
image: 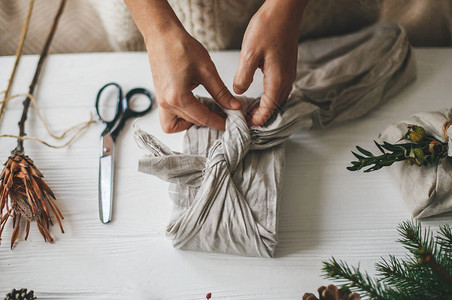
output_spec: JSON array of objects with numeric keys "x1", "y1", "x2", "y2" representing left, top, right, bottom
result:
[
  {"x1": 135, "y1": 22, "x2": 416, "y2": 257},
  {"x1": 378, "y1": 110, "x2": 452, "y2": 218}
]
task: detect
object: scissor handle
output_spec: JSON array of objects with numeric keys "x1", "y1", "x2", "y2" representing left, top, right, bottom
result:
[
  {"x1": 123, "y1": 88, "x2": 153, "y2": 117},
  {"x1": 95, "y1": 82, "x2": 123, "y2": 130},
  {"x1": 109, "y1": 87, "x2": 153, "y2": 140}
]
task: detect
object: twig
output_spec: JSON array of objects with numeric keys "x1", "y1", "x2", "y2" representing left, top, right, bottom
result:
[
  {"x1": 0, "y1": 0, "x2": 35, "y2": 128},
  {"x1": 426, "y1": 257, "x2": 452, "y2": 287},
  {"x1": 15, "y1": 0, "x2": 67, "y2": 153}
]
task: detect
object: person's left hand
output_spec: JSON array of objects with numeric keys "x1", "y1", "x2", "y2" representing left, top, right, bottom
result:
[{"x1": 233, "y1": 0, "x2": 308, "y2": 126}]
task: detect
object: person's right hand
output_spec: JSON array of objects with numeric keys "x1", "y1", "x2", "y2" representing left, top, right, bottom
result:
[{"x1": 145, "y1": 29, "x2": 241, "y2": 133}]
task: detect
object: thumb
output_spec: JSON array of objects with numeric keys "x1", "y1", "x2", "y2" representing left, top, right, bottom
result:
[
  {"x1": 201, "y1": 65, "x2": 242, "y2": 110},
  {"x1": 233, "y1": 51, "x2": 258, "y2": 94}
]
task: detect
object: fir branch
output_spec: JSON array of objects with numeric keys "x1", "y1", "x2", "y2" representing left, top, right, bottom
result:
[
  {"x1": 322, "y1": 258, "x2": 386, "y2": 299},
  {"x1": 321, "y1": 220, "x2": 452, "y2": 300},
  {"x1": 377, "y1": 255, "x2": 439, "y2": 297},
  {"x1": 398, "y1": 221, "x2": 452, "y2": 291},
  {"x1": 397, "y1": 220, "x2": 437, "y2": 259},
  {"x1": 436, "y1": 224, "x2": 452, "y2": 280},
  {"x1": 438, "y1": 224, "x2": 452, "y2": 254}
]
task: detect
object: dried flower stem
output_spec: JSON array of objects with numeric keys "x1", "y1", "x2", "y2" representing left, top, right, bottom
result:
[
  {"x1": 0, "y1": 0, "x2": 67, "y2": 249},
  {"x1": 15, "y1": 0, "x2": 67, "y2": 154},
  {"x1": 0, "y1": 0, "x2": 35, "y2": 127}
]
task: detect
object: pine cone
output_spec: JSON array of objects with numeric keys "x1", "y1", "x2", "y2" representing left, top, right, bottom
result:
[
  {"x1": 0, "y1": 151, "x2": 64, "y2": 249},
  {"x1": 4, "y1": 288, "x2": 37, "y2": 300},
  {"x1": 303, "y1": 285, "x2": 361, "y2": 300}
]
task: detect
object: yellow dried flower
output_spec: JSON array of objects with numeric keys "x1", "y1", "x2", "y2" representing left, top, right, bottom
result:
[{"x1": 407, "y1": 125, "x2": 426, "y2": 143}]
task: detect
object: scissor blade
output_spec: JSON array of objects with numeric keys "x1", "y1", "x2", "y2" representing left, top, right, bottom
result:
[{"x1": 99, "y1": 134, "x2": 115, "y2": 224}]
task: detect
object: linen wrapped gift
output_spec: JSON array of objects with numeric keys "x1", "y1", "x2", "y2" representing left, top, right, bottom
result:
[
  {"x1": 378, "y1": 109, "x2": 452, "y2": 219},
  {"x1": 134, "y1": 22, "x2": 416, "y2": 257}
]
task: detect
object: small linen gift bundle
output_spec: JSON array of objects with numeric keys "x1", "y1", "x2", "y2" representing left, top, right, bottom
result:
[
  {"x1": 134, "y1": 21, "x2": 416, "y2": 257},
  {"x1": 378, "y1": 110, "x2": 452, "y2": 219},
  {"x1": 135, "y1": 97, "x2": 316, "y2": 258}
]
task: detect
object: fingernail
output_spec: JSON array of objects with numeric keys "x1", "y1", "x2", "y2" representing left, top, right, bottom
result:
[
  {"x1": 229, "y1": 98, "x2": 241, "y2": 109},
  {"x1": 233, "y1": 84, "x2": 244, "y2": 94}
]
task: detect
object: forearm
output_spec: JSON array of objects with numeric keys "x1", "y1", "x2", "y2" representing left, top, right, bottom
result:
[
  {"x1": 124, "y1": 0, "x2": 185, "y2": 43},
  {"x1": 262, "y1": 0, "x2": 309, "y2": 27},
  {"x1": 124, "y1": 0, "x2": 240, "y2": 133},
  {"x1": 233, "y1": 0, "x2": 310, "y2": 126}
]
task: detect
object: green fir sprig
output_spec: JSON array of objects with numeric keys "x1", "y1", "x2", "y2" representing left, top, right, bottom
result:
[
  {"x1": 322, "y1": 220, "x2": 452, "y2": 300},
  {"x1": 348, "y1": 125, "x2": 448, "y2": 172}
]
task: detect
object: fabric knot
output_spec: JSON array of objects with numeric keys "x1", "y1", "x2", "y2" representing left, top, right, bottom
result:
[{"x1": 207, "y1": 109, "x2": 251, "y2": 172}]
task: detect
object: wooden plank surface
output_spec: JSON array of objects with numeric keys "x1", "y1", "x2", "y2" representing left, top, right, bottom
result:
[{"x1": 0, "y1": 49, "x2": 451, "y2": 299}]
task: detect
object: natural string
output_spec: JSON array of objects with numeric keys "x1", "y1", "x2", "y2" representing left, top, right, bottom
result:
[
  {"x1": 0, "y1": 0, "x2": 35, "y2": 127},
  {"x1": 0, "y1": 91, "x2": 96, "y2": 149},
  {"x1": 443, "y1": 119, "x2": 451, "y2": 141}
]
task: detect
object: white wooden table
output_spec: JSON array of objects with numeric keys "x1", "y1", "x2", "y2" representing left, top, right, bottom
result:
[{"x1": 0, "y1": 49, "x2": 451, "y2": 299}]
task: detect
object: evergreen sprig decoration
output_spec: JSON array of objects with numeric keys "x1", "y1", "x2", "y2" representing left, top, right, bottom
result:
[
  {"x1": 347, "y1": 125, "x2": 448, "y2": 172},
  {"x1": 321, "y1": 220, "x2": 452, "y2": 300}
]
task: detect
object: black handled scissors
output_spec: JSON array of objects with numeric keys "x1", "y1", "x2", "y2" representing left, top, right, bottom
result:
[{"x1": 95, "y1": 82, "x2": 153, "y2": 224}]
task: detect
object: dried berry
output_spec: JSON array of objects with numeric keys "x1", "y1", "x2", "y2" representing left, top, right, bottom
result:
[
  {"x1": 406, "y1": 125, "x2": 426, "y2": 143},
  {"x1": 428, "y1": 140, "x2": 446, "y2": 154}
]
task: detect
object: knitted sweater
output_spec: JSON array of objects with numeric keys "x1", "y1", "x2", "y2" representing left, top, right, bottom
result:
[
  {"x1": 2, "y1": 0, "x2": 449, "y2": 55},
  {"x1": 90, "y1": 0, "x2": 381, "y2": 51}
]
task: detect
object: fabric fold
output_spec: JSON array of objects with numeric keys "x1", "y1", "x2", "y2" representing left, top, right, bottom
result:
[{"x1": 295, "y1": 21, "x2": 416, "y2": 127}]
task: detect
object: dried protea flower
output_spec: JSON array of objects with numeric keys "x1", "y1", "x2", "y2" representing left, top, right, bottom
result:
[{"x1": 0, "y1": 151, "x2": 64, "y2": 249}]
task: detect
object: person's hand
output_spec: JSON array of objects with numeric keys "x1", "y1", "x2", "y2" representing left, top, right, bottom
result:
[
  {"x1": 125, "y1": 0, "x2": 241, "y2": 133},
  {"x1": 146, "y1": 30, "x2": 241, "y2": 133},
  {"x1": 233, "y1": 0, "x2": 308, "y2": 126}
]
